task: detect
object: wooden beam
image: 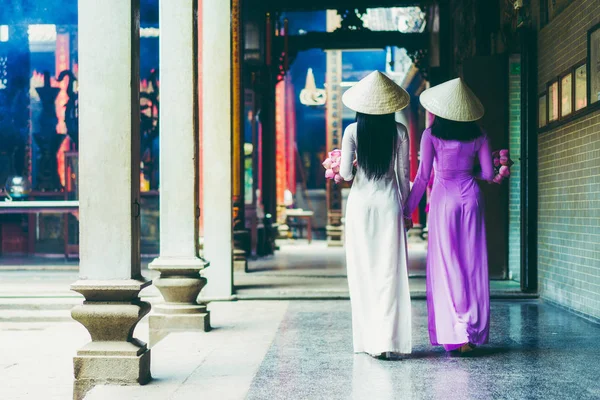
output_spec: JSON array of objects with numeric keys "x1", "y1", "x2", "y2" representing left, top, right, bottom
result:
[
  {"x1": 254, "y1": 0, "x2": 438, "y2": 12},
  {"x1": 276, "y1": 31, "x2": 428, "y2": 53}
]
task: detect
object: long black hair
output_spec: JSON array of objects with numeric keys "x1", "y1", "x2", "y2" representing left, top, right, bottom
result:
[
  {"x1": 430, "y1": 116, "x2": 482, "y2": 141},
  {"x1": 356, "y1": 112, "x2": 397, "y2": 180}
]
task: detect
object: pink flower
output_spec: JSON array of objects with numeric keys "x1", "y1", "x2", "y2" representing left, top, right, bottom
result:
[
  {"x1": 499, "y1": 149, "x2": 509, "y2": 157},
  {"x1": 329, "y1": 149, "x2": 341, "y2": 160},
  {"x1": 493, "y1": 158, "x2": 501, "y2": 167},
  {"x1": 331, "y1": 162, "x2": 340, "y2": 174},
  {"x1": 499, "y1": 156, "x2": 509, "y2": 166},
  {"x1": 325, "y1": 169, "x2": 335, "y2": 179},
  {"x1": 493, "y1": 175, "x2": 504, "y2": 184},
  {"x1": 499, "y1": 166, "x2": 510, "y2": 177},
  {"x1": 322, "y1": 158, "x2": 332, "y2": 170},
  {"x1": 334, "y1": 173, "x2": 343, "y2": 184}
]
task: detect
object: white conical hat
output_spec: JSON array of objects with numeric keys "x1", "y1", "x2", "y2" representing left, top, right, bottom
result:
[
  {"x1": 419, "y1": 78, "x2": 484, "y2": 122},
  {"x1": 342, "y1": 71, "x2": 410, "y2": 115}
]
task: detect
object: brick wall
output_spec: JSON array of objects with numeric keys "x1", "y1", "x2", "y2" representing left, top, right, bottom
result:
[
  {"x1": 508, "y1": 55, "x2": 521, "y2": 282},
  {"x1": 537, "y1": 0, "x2": 600, "y2": 320}
]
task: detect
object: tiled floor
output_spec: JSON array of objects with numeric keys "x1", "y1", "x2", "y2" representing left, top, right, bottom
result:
[
  {"x1": 1, "y1": 241, "x2": 594, "y2": 399},
  {"x1": 246, "y1": 300, "x2": 600, "y2": 400},
  {"x1": 245, "y1": 238, "x2": 427, "y2": 276},
  {"x1": 236, "y1": 240, "x2": 526, "y2": 299},
  {"x1": 79, "y1": 299, "x2": 600, "y2": 400}
]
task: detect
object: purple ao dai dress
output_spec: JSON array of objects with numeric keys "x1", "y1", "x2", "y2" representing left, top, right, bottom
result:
[{"x1": 404, "y1": 127, "x2": 494, "y2": 350}]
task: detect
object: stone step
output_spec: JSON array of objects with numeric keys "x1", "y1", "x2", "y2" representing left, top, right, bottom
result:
[
  {"x1": 235, "y1": 290, "x2": 539, "y2": 301},
  {"x1": 0, "y1": 294, "x2": 162, "y2": 323},
  {"x1": 0, "y1": 297, "x2": 81, "y2": 311},
  {"x1": 0, "y1": 309, "x2": 74, "y2": 323}
]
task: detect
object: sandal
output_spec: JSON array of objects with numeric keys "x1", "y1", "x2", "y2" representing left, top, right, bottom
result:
[{"x1": 458, "y1": 343, "x2": 475, "y2": 354}]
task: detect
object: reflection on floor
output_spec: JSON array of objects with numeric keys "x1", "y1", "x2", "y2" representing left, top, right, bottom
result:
[
  {"x1": 76, "y1": 299, "x2": 600, "y2": 400},
  {"x1": 245, "y1": 238, "x2": 427, "y2": 276},
  {"x1": 246, "y1": 300, "x2": 600, "y2": 400},
  {"x1": 234, "y1": 239, "x2": 527, "y2": 300}
]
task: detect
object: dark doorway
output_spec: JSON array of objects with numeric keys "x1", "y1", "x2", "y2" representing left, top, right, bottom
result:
[{"x1": 463, "y1": 55, "x2": 509, "y2": 280}]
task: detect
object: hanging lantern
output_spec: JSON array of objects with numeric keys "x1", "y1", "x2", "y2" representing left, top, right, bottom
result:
[{"x1": 299, "y1": 68, "x2": 326, "y2": 106}]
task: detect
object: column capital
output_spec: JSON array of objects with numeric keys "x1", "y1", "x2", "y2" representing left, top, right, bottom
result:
[
  {"x1": 71, "y1": 279, "x2": 151, "y2": 301},
  {"x1": 149, "y1": 256, "x2": 209, "y2": 274}
]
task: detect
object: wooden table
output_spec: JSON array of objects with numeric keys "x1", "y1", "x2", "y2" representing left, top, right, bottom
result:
[
  {"x1": 285, "y1": 209, "x2": 314, "y2": 243},
  {"x1": 0, "y1": 200, "x2": 79, "y2": 258}
]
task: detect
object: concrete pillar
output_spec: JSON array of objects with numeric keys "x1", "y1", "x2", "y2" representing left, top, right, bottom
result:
[
  {"x1": 71, "y1": 0, "x2": 150, "y2": 398},
  {"x1": 149, "y1": 0, "x2": 210, "y2": 345},
  {"x1": 201, "y1": 0, "x2": 234, "y2": 299}
]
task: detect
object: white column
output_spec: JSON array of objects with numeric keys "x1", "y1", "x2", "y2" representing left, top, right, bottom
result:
[
  {"x1": 71, "y1": 0, "x2": 150, "y2": 397},
  {"x1": 148, "y1": 0, "x2": 210, "y2": 344},
  {"x1": 201, "y1": 0, "x2": 233, "y2": 299}
]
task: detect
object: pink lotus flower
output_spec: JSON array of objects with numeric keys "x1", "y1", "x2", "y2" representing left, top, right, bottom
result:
[
  {"x1": 499, "y1": 149, "x2": 509, "y2": 157},
  {"x1": 499, "y1": 156, "x2": 509, "y2": 166},
  {"x1": 331, "y1": 162, "x2": 340, "y2": 174},
  {"x1": 329, "y1": 149, "x2": 342, "y2": 159},
  {"x1": 323, "y1": 148, "x2": 348, "y2": 183},
  {"x1": 499, "y1": 166, "x2": 510, "y2": 177}
]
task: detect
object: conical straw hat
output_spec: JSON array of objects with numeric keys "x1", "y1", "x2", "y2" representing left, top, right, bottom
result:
[
  {"x1": 419, "y1": 78, "x2": 484, "y2": 122},
  {"x1": 342, "y1": 71, "x2": 410, "y2": 115}
]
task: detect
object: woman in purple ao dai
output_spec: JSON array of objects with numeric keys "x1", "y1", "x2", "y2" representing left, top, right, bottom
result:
[{"x1": 404, "y1": 78, "x2": 495, "y2": 354}]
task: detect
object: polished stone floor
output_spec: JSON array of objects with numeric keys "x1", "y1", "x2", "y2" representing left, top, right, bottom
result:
[
  {"x1": 79, "y1": 299, "x2": 600, "y2": 400},
  {"x1": 247, "y1": 300, "x2": 600, "y2": 400},
  {"x1": 236, "y1": 240, "x2": 525, "y2": 299}
]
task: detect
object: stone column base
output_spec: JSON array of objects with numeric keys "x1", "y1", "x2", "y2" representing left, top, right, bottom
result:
[
  {"x1": 234, "y1": 248, "x2": 248, "y2": 272},
  {"x1": 233, "y1": 230, "x2": 249, "y2": 271},
  {"x1": 148, "y1": 257, "x2": 211, "y2": 345},
  {"x1": 408, "y1": 224, "x2": 423, "y2": 239},
  {"x1": 326, "y1": 225, "x2": 344, "y2": 247},
  {"x1": 73, "y1": 343, "x2": 150, "y2": 399},
  {"x1": 149, "y1": 312, "x2": 211, "y2": 346},
  {"x1": 70, "y1": 280, "x2": 152, "y2": 400}
]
